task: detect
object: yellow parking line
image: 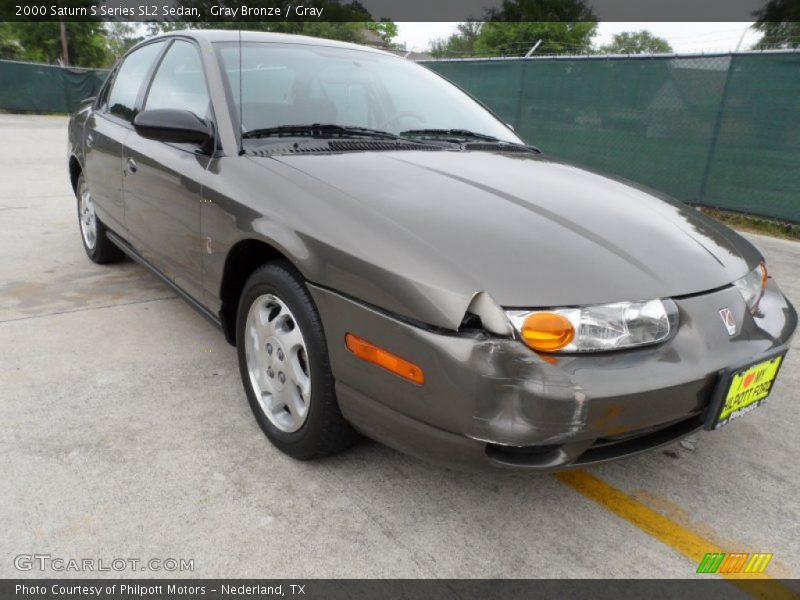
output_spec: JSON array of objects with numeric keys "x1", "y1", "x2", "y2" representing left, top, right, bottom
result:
[{"x1": 554, "y1": 470, "x2": 795, "y2": 600}]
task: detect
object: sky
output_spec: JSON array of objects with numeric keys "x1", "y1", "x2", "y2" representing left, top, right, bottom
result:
[{"x1": 394, "y1": 22, "x2": 763, "y2": 54}]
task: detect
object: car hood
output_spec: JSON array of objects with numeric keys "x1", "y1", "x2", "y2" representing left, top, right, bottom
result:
[{"x1": 263, "y1": 149, "x2": 761, "y2": 328}]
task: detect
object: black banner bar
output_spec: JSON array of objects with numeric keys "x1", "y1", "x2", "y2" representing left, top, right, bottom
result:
[
  {"x1": 3, "y1": 579, "x2": 800, "y2": 600},
  {"x1": 0, "y1": 0, "x2": 790, "y2": 23}
]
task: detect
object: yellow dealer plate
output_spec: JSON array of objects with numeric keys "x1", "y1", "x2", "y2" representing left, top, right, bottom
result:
[{"x1": 713, "y1": 355, "x2": 784, "y2": 429}]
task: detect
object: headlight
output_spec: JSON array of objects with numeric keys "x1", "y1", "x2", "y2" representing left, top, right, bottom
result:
[
  {"x1": 507, "y1": 299, "x2": 677, "y2": 353},
  {"x1": 733, "y1": 262, "x2": 768, "y2": 314}
]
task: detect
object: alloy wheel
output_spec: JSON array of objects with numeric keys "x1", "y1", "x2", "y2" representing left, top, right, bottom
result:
[
  {"x1": 244, "y1": 294, "x2": 312, "y2": 433},
  {"x1": 78, "y1": 181, "x2": 98, "y2": 251}
]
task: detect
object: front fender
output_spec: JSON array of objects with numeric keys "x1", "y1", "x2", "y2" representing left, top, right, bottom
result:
[{"x1": 200, "y1": 155, "x2": 482, "y2": 331}]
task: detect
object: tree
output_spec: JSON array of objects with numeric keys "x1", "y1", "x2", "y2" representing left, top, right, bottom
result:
[
  {"x1": 0, "y1": 25, "x2": 24, "y2": 60},
  {"x1": 3, "y1": 21, "x2": 110, "y2": 67},
  {"x1": 146, "y1": 0, "x2": 375, "y2": 44},
  {"x1": 481, "y1": 0, "x2": 597, "y2": 55},
  {"x1": 600, "y1": 31, "x2": 673, "y2": 55},
  {"x1": 105, "y1": 22, "x2": 145, "y2": 60},
  {"x1": 752, "y1": 0, "x2": 800, "y2": 49},
  {"x1": 149, "y1": 20, "x2": 371, "y2": 44},
  {"x1": 0, "y1": 0, "x2": 111, "y2": 67},
  {"x1": 430, "y1": 1, "x2": 598, "y2": 58},
  {"x1": 365, "y1": 20, "x2": 398, "y2": 47},
  {"x1": 475, "y1": 22, "x2": 597, "y2": 56},
  {"x1": 485, "y1": 0, "x2": 596, "y2": 21},
  {"x1": 430, "y1": 21, "x2": 482, "y2": 58}
]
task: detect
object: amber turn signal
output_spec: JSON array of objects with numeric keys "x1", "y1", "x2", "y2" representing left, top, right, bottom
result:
[
  {"x1": 345, "y1": 334, "x2": 425, "y2": 385},
  {"x1": 521, "y1": 312, "x2": 575, "y2": 352}
]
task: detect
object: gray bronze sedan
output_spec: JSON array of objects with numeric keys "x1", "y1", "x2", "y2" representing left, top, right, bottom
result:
[{"x1": 67, "y1": 30, "x2": 796, "y2": 471}]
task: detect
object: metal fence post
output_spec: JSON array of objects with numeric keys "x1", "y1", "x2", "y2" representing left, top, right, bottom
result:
[
  {"x1": 513, "y1": 59, "x2": 527, "y2": 131},
  {"x1": 697, "y1": 54, "x2": 736, "y2": 206}
]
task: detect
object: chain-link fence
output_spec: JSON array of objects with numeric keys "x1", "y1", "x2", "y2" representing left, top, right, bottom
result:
[
  {"x1": 0, "y1": 59, "x2": 108, "y2": 114},
  {"x1": 424, "y1": 52, "x2": 800, "y2": 223},
  {"x1": 2, "y1": 52, "x2": 798, "y2": 222}
]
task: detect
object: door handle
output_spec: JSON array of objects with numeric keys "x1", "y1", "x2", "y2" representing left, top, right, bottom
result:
[
  {"x1": 127, "y1": 157, "x2": 138, "y2": 174},
  {"x1": 86, "y1": 134, "x2": 94, "y2": 148}
]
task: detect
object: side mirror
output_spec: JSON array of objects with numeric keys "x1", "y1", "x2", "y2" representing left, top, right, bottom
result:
[{"x1": 134, "y1": 109, "x2": 212, "y2": 146}]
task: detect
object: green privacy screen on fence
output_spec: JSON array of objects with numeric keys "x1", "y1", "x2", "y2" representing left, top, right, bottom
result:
[
  {"x1": 1, "y1": 54, "x2": 797, "y2": 222},
  {"x1": 0, "y1": 59, "x2": 108, "y2": 114},
  {"x1": 425, "y1": 52, "x2": 800, "y2": 223}
]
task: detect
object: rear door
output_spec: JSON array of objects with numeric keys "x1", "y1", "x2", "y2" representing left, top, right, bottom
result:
[
  {"x1": 83, "y1": 41, "x2": 167, "y2": 232},
  {"x1": 122, "y1": 38, "x2": 213, "y2": 302}
]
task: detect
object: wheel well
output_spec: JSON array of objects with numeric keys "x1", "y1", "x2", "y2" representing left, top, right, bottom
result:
[
  {"x1": 219, "y1": 239, "x2": 288, "y2": 345},
  {"x1": 69, "y1": 156, "x2": 82, "y2": 194}
]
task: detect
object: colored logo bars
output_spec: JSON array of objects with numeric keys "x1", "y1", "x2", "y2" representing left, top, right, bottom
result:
[{"x1": 696, "y1": 553, "x2": 773, "y2": 574}]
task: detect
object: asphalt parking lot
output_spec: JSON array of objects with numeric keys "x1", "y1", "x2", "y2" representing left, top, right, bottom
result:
[{"x1": 1, "y1": 114, "x2": 798, "y2": 582}]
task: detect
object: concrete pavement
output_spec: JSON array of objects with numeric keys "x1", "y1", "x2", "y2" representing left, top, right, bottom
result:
[{"x1": 0, "y1": 114, "x2": 797, "y2": 580}]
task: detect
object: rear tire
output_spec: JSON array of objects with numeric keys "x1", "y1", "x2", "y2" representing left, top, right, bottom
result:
[
  {"x1": 236, "y1": 260, "x2": 358, "y2": 460},
  {"x1": 75, "y1": 173, "x2": 124, "y2": 264}
]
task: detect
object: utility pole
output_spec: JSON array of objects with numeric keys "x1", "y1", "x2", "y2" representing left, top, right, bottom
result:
[{"x1": 58, "y1": 1, "x2": 70, "y2": 65}]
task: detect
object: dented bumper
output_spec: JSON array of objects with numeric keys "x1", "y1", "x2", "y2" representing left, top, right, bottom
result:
[{"x1": 309, "y1": 280, "x2": 797, "y2": 472}]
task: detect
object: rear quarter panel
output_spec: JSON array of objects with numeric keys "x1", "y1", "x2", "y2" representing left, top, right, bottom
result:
[{"x1": 68, "y1": 104, "x2": 92, "y2": 175}]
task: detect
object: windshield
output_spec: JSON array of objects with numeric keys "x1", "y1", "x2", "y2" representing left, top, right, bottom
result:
[{"x1": 215, "y1": 41, "x2": 522, "y2": 144}]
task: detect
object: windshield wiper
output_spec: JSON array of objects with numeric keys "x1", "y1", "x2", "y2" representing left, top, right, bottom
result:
[
  {"x1": 400, "y1": 128, "x2": 504, "y2": 142},
  {"x1": 400, "y1": 128, "x2": 539, "y2": 151},
  {"x1": 242, "y1": 124, "x2": 406, "y2": 141}
]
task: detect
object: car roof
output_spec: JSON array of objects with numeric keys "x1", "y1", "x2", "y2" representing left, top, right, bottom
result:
[{"x1": 148, "y1": 29, "x2": 393, "y2": 56}]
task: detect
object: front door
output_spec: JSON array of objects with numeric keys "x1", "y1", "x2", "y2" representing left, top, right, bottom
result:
[{"x1": 122, "y1": 39, "x2": 214, "y2": 302}]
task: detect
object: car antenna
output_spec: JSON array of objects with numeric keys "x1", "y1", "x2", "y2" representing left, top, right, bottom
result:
[{"x1": 238, "y1": 28, "x2": 244, "y2": 155}]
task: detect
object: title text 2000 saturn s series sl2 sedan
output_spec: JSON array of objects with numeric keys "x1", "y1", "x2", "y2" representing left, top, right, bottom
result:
[{"x1": 68, "y1": 30, "x2": 796, "y2": 471}]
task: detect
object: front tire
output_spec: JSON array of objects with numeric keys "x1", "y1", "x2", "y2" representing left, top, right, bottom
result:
[
  {"x1": 236, "y1": 261, "x2": 358, "y2": 459},
  {"x1": 76, "y1": 173, "x2": 124, "y2": 264}
]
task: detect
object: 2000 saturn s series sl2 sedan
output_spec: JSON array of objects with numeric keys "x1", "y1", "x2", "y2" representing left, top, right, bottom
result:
[{"x1": 68, "y1": 30, "x2": 796, "y2": 471}]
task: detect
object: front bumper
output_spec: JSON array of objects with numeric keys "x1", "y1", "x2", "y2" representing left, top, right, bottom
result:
[{"x1": 309, "y1": 280, "x2": 797, "y2": 472}]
